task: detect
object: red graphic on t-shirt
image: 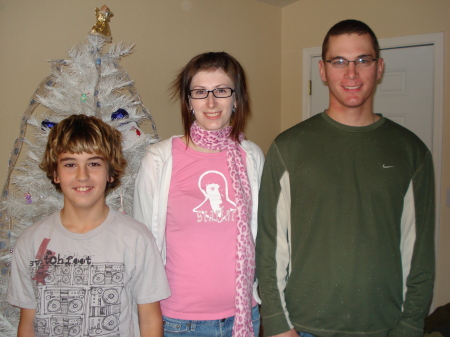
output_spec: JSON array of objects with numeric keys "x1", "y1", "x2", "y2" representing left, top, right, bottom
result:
[{"x1": 31, "y1": 238, "x2": 55, "y2": 285}]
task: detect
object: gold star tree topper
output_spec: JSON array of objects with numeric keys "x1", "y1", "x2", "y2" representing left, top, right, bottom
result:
[{"x1": 91, "y1": 5, "x2": 114, "y2": 37}]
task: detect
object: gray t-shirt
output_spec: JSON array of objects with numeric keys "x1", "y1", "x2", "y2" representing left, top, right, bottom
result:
[{"x1": 7, "y1": 208, "x2": 170, "y2": 337}]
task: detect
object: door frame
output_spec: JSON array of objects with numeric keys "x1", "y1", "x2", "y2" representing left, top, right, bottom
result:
[{"x1": 302, "y1": 32, "x2": 444, "y2": 308}]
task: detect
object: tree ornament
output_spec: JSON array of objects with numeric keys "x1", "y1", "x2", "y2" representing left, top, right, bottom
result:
[
  {"x1": 24, "y1": 193, "x2": 32, "y2": 205},
  {"x1": 111, "y1": 108, "x2": 129, "y2": 121},
  {"x1": 80, "y1": 92, "x2": 90, "y2": 103},
  {"x1": 41, "y1": 119, "x2": 57, "y2": 130}
]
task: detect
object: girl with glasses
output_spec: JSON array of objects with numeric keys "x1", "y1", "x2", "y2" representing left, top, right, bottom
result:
[{"x1": 134, "y1": 52, "x2": 264, "y2": 337}]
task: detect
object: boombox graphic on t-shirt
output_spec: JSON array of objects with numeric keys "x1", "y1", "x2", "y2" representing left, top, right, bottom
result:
[{"x1": 29, "y1": 252, "x2": 125, "y2": 337}]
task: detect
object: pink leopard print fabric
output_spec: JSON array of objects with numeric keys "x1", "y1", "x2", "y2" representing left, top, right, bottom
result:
[{"x1": 190, "y1": 122, "x2": 255, "y2": 337}]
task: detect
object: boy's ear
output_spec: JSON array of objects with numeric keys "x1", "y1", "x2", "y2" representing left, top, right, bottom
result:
[{"x1": 53, "y1": 171, "x2": 60, "y2": 184}]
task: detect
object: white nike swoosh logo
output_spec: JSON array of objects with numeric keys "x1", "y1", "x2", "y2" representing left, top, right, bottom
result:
[{"x1": 383, "y1": 164, "x2": 395, "y2": 168}]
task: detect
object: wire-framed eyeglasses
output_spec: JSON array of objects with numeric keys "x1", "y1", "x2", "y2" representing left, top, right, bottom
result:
[
  {"x1": 189, "y1": 87, "x2": 235, "y2": 99},
  {"x1": 325, "y1": 56, "x2": 378, "y2": 69}
]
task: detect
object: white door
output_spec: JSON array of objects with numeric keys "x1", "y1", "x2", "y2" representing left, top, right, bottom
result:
[{"x1": 309, "y1": 45, "x2": 434, "y2": 150}]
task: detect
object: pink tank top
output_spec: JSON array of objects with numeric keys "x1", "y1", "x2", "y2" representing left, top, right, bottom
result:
[{"x1": 162, "y1": 137, "x2": 245, "y2": 320}]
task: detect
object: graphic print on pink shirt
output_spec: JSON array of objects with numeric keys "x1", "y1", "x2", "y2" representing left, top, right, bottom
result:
[
  {"x1": 193, "y1": 170, "x2": 237, "y2": 223},
  {"x1": 163, "y1": 137, "x2": 242, "y2": 319}
]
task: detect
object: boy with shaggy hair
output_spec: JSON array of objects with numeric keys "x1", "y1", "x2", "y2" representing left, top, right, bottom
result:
[{"x1": 7, "y1": 114, "x2": 170, "y2": 337}]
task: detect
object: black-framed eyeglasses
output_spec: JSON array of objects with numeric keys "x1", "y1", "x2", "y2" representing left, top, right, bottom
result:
[
  {"x1": 189, "y1": 87, "x2": 235, "y2": 99},
  {"x1": 325, "y1": 56, "x2": 378, "y2": 69}
]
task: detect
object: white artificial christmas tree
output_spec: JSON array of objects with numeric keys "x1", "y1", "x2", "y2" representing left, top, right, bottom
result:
[{"x1": 0, "y1": 6, "x2": 159, "y2": 335}]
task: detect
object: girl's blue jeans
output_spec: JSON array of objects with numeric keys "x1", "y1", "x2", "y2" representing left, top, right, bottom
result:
[{"x1": 163, "y1": 305, "x2": 260, "y2": 337}]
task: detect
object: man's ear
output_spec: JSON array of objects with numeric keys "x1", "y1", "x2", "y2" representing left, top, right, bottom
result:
[
  {"x1": 376, "y1": 58, "x2": 384, "y2": 81},
  {"x1": 319, "y1": 60, "x2": 327, "y2": 82}
]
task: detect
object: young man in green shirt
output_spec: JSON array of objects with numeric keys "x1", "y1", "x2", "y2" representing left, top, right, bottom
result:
[{"x1": 256, "y1": 19, "x2": 435, "y2": 337}]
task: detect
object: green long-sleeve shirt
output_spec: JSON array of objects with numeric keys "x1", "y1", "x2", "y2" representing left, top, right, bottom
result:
[{"x1": 256, "y1": 112, "x2": 435, "y2": 337}]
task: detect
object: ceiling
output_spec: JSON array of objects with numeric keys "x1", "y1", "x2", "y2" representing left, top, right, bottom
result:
[{"x1": 256, "y1": 0, "x2": 300, "y2": 7}]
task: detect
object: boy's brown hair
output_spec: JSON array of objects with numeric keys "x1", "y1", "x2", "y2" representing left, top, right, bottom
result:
[{"x1": 40, "y1": 114, "x2": 126, "y2": 191}]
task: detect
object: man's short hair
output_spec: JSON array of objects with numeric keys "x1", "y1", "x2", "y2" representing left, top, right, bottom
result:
[
  {"x1": 40, "y1": 114, "x2": 126, "y2": 191},
  {"x1": 322, "y1": 19, "x2": 380, "y2": 60}
]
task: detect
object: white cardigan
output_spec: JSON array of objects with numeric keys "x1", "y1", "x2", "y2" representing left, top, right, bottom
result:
[{"x1": 133, "y1": 136, "x2": 265, "y2": 302}]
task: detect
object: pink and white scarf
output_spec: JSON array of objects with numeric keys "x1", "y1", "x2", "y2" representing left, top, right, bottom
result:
[{"x1": 190, "y1": 121, "x2": 255, "y2": 337}]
